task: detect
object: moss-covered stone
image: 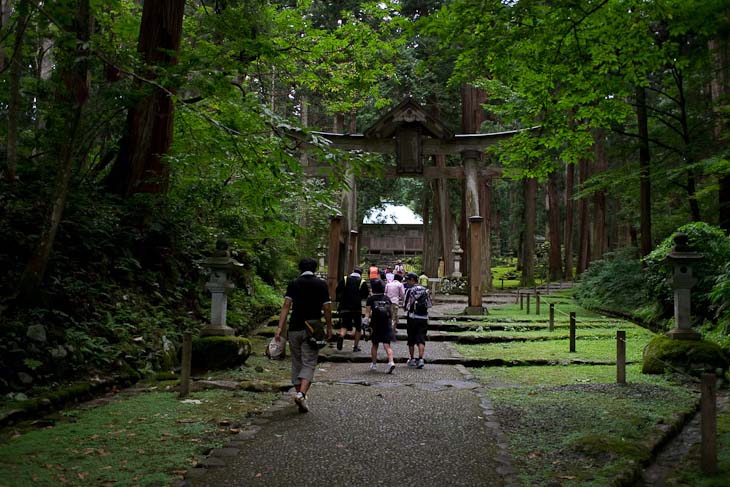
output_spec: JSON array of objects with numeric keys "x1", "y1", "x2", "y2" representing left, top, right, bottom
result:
[
  {"x1": 191, "y1": 336, "x2": 251, "y2": 372},
  {"x1": 642, "y1": 335, "x2": 729, "y2": 377}
]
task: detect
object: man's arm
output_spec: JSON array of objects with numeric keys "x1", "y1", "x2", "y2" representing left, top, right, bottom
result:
[
  {"x1": 275, "y1": 297, "x2": 292, "y2": 340},
  {"x1": 323, "y1": 302, "x2": 333, "y2": 340}
]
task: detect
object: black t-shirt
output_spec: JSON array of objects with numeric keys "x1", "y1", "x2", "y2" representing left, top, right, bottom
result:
[
  {"x1": 284, "y1": 273, "x2": 331, "y2": 332},
  {"x1": 336, "y1": 274, "x2": 369, "y2": 312},
  {"x1": 366, "y1": 293, "x2": 391, "y2": 329}
]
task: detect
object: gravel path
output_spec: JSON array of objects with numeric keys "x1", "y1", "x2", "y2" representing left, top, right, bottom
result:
[{"x1": 184, "y1": 327, "x2": 516, "y2": 487}]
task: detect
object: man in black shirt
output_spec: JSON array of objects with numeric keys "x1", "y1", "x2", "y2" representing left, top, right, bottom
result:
[
  {"x1": 275, "y1": 258, "x2": 333, "y2": 413},
  {"x1": 335, "y1": 266, "x2": 370, "y2": 352}
]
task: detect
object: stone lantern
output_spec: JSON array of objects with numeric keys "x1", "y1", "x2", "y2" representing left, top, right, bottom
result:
[
  {"x1": 452, "y1": 240, "x2": 463, "y2": 278},
  {"x1": 665, "y1": 233, "x2": 703, "y2": 340},
  {"x1": 200, "y1": 239, "x2": 243, "y2": 337}
]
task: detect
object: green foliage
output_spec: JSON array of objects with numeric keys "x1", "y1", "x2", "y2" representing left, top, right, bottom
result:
[{"x1": 575, "y1": 247, "x2": 646, "y2": 311}]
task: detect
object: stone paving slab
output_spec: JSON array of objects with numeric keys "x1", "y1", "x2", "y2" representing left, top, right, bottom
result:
[{"x1": 184, "y1": 361, "x2": 514, "y2": 487}]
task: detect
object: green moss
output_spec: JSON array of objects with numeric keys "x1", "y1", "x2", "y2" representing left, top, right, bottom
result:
[
  {"x1": 191, "y1": 336, "x2": 251, "y2": 371},
  {"x1": 642, "y1": 335, "x2": 729, "y2": 376}
]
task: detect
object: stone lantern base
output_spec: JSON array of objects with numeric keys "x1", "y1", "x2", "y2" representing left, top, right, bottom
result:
[
  {"x1": 200, "y1": 324, "x2": 236, "y2": 337},
  {"x1": 666, "y1": 328, "x2": 700, "y2": 340}
]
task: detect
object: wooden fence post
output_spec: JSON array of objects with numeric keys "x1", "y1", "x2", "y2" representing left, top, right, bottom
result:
[
  {"x1": 569, "y1": 312, "x2": 576, "y2": 352},
  {"x1": 536, "y1": 292, "x2": 541, "y2": 316},
  {"x1": 616, "y1": 331, "x2": 626, "y2": 385},
  {"x1": 701, "y1": 373, "x2": 717, "y2": 474},
  {"x1": 526, "y1": 294, "x2": 531, "y2": 315},
  {"x1": 520, "y1": 292, "x2": 523, "y2": 309},
  {"x1": 549, "y1": 304, "x2": 555, "y2": 332},
  {"x1": 179, "y1": 332, "x2": 192, "y2": 398}
]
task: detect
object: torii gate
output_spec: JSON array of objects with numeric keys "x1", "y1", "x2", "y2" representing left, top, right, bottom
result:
[{"x1": 311, "y1": 98, "x2": 526, "y2": 313}]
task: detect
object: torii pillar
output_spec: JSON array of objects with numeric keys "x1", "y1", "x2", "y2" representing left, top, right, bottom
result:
[
  {"x1": 466, "y1": 216, "x2": 486, "y2": 314},
  {"x1": 327, "y1": 214, "x2": 342, "y2": 300}
]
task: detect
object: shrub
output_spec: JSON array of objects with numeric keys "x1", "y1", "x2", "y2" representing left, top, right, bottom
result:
[{"x1": 575, "y1": 247, "x2": 646, "y2": 312}]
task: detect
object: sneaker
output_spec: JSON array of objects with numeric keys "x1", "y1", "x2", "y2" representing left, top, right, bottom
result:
[
  {"x1": 387, "y1": 363, "x2": 395, "y2": 374},
  {"x1": 369, "y1": 363, "x2": 377, "y2": 371},
  {"x1": 407, "y1": 358, "x2": 417, "y2": 367},
  {"x1": 353, "y1": 346, "x2": 362, "y2": 352},
  {"x1": 417, "y1": 358, "x2": 425, "y2": 369},
  {"x1": 336, "y1": 335, "x2": 343, "y2": 351},
  {"x1": 294, "y1": 392, "x2": 309, "y2": 413}
]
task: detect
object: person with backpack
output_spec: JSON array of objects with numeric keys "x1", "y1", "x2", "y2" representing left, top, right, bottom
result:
[
  {"x1": 335, "y1": 266, "x2": 370, "y2": 352},
  {"x1": 403, "y1": 272, "x2": 432, "y2": 368},
  {"x1": 363, "y1": 279, "x2": 395, "y2": 373}
]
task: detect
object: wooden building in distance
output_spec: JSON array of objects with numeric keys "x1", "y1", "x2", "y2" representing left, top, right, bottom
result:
[{"x1": 358, "y1": 223, "x2": 423, "y2": 264}]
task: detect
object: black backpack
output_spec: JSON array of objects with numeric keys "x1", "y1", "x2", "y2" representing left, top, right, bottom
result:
[
  {"x1": 409, "y1": 286, "x2": 429, "y2": 315},
  {"x1": 371, "y1": 295, "x2": 391, "y2": 326}
]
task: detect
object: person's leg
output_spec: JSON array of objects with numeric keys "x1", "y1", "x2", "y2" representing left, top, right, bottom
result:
[
  {"x1": 384, "y1": 343, "x2": 395, "y2": 373},
  {"x1": 352, "y1": 312, "x2": 363, "y2": 351},
  {"x1": 295, "y1": 338, "x2": 319, "y2": 412},
  {"x1": 337, "y1": 312, "x2": 351, "y2": 350},
  {"x1": 406, "y1": 317, "x2": 417, "y2": 365},
  {"x1": 370, "y1": 342, "x2": 378, "y2": 363},
  {"x1": 289, "y1": 332, "x2": 303, "y2": 389}
]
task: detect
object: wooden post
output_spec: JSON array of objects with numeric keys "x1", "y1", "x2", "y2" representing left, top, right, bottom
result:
[
  {"x1": 327, "y1": 215, "x2": 342, "y2": 300},
  {"x1": 526, "y1": 294, "x2": 531, "y2": 315},
  {"x1": 616, "y1": 331, "x2": 626, "y2": 385},
  {"x1": 520, "y1": 292, "x2": 524, "y2": 309},
  {"x1": 701, "y1": 373, "x2": 717, "y2": 474},
  {"x1": 536, "y1": 292, "x2": 541, "y2": 315},
  {"x1": 348, "y1": 229, "x2": 359, "y2": 273},
  {"x1": 569, "y1": 312, "x2": 576, "y2": 352},
  {"x1": 549, "y1": 304, "x2": 555, "y2": 331},
  {"x1": 501, "y1": 278, "x2": 504, "y2": 290},
  {"x1": 468, "y1": 215, "x2": 483, "y2": 309},
  {"x1": 179, "y1": 332, "x2": 192, "y2": 398}
]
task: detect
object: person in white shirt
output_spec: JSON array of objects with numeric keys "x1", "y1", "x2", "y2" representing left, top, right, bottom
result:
[{"x1": 384, "y1": 273, "x2": 405, "y2": 340}]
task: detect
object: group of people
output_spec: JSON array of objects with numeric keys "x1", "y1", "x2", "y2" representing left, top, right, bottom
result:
[{"x1": 275, "y1": 258, "x2": 432, "y2": 413}]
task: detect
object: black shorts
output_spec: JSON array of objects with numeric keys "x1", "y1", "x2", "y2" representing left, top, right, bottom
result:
[
  {"x1": 339, "y1": 310, "x2": 362, "y2": 331},
  {"x1": 406, "y1": 317, "x2": 428, "y2": 345}
]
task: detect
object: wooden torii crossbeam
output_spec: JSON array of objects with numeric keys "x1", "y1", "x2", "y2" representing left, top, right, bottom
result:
[{"x1": 309, "y1": 98, "x2": 528, "y2": 312}]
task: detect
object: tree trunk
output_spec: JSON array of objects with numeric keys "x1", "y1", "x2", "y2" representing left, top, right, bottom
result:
[
  {"x1": 521, "y1": 177, "x2": 537, "y2": 286},
  {"x1": 563, "y1": 162, "x2": 574, "y2": 279},
  {"x1": 576, "y1": 158, "x2": 591, "y2": 274},
  {"x1": 591, "y1": 129, "x2": 607, "y2": 260},
  {"x1": 547, "y1": 169, "x2": 562, "y2": 280},
  {"x1": 709, "y1": 16, "x2": 730, "y2": 232},
  {"x1": 5, "y1": 0, "x2": 31, "y2": 182},
  {"x1": 17, "y1": 0, "x2": 91, "y2": 304},
  {"x1": 637, "y1": 86, "x2": 652, "y2": 255},
  {"x1": 106, "y1": 0, "x2": 185, "y2": 194}
]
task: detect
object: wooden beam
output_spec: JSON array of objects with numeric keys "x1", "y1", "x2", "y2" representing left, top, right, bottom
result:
[{"x1": 304, "y1": 164, "x2": 502, "y2": 179}]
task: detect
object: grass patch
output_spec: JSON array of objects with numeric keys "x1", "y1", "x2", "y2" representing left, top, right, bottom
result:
[
  {"x1": 486, "y1": 382, "x2": 697, "y2": 486},
  {"x1": 0, "y1": 337, "x2": 286, "y2": 487},
  {"x1": 472, "y1": 364, "x2": 681, "y2": 387},
  {"x1": 456, "y1": 333, "x2": 652, "y2": 362},
  {"x1": 0, "y1": 389, "x2": 278, "y2": 487}
]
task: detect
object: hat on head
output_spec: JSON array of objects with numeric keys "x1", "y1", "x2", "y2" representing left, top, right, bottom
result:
[{"x1": 405, "y1": 272, "x2": 418, "y2": 281}]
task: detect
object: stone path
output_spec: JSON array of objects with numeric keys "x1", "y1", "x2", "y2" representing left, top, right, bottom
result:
[{"x1": 184, "y1": 339, "x2": 516, "y2": 487}]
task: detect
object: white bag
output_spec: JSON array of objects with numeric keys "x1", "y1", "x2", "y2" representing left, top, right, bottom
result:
[{"x1": 265, "y1": 336, "x2": 286, "y2": 360}]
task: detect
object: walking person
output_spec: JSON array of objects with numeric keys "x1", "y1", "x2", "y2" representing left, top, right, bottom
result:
[
  {"x1": 364, "y1": 279, "x2": 395, "y2": 374},
  {"x1": 275, "y1": 258, "x2": 333, "y2": 413},
  {"x1": 385, "y1": 273, "x2": 405, "y2": 339},
  {"x1": 403, "y1": 272, "x2": 432, "y2": 369},
  {"x1": 335, "y1": 266, "x2": 370, "y2": 352}
]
